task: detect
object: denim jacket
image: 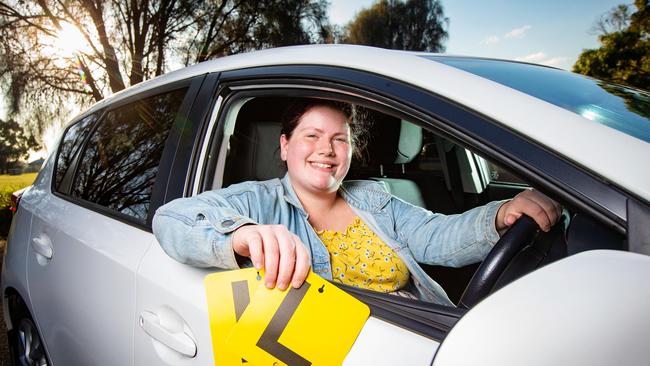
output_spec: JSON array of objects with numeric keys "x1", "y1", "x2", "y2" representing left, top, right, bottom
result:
[{"x1": 153, "y1": 174, "x2": 503, "y2": 306}]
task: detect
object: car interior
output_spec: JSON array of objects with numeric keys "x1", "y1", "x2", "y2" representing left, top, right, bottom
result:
[{"x1": 205, "y1": 94, "x2": 626, "y2": 308}]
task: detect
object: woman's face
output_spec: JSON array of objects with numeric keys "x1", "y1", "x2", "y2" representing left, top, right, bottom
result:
[{"x1": 280, "y1": 105, "x2": 352, "y2": 195}]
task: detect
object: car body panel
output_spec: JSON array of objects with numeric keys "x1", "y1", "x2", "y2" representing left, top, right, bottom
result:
[
  {"x1": 433, "y1": 250, "x2": 650, "y2": 366},
  {"x1": 134, "y1": 241, "x2": 213, "y2": 365},
  {"x1": 20, "y1": 156, "x2": 153, "y2": 365},
  {"x1": 135, "y1": 241, "x2": 443, "y2": 365},
  {"x1": 1, "y1": 194, "x2": 33, "y2": 325},
  {"x1": 343, "y1": 317, "x2": 439, "y2": 365},
  {"x1": 1, "y1": 45, "x2": 647, "y2": 366}
]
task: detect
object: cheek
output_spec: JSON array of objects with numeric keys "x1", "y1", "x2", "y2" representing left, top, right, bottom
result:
[
  {"x1": 285, "y1": 141, "x2": 313, "y2": 162},
  {"x1": 336, "y1": 144, "x2": 352, "y2": 161}
]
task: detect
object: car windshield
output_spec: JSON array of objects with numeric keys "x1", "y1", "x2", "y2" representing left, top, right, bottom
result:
[{"x1": 423, "y1": 55, "x2": 650, "y2": 144}]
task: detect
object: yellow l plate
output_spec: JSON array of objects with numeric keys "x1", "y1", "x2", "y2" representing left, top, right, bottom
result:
[
  {"x1": 226, "y1": 271, "x2": 370, "y2": 366},
  {"x1": 205, "y1": 268, "x2": 262, "y2": 365}
]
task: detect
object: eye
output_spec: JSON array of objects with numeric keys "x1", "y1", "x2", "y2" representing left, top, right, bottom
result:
[
  {"x1": 306, "y1": 134, "x2": 317, "y2": 139},
  {"x1": 334, "y1": 137, "x2": 349, "y2": 143}
]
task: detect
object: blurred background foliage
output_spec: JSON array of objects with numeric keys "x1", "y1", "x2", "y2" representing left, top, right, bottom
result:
[
  {"x1": 574, "y1": 0, "x2": 650, "y2": 90},
  {"x1": 0, "y1": 0, "x2": 448, "y2": 141}
]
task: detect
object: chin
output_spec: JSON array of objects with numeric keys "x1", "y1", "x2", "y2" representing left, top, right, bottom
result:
[{"x1": 310, "y1": 179, "x2": 341, "y2": 193}]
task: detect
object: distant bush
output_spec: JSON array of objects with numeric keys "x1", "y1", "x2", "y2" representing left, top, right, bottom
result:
[{"x1": 0, "y1": 173, "x2": 36, "y2": 238}]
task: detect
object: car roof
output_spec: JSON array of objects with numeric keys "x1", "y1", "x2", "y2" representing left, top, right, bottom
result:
[{"x1": 81, "y1": 44, "x2": 650, "y2": 202}]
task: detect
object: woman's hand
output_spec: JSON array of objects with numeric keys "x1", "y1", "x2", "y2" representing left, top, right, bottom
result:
[
  {"x1": 232, "y1": 224, "x2": 311, "y2": 290},
  {"x1": 496, "y1": 189, "x2": 562, "y2": 234}
]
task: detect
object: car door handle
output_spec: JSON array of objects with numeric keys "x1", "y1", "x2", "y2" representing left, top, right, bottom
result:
[
  {"x1": 139, "y1": 311, "x2": 197, "y2": 358},
  {"x1": 31, "y1": 235, "x2": 53, "y2": 259}
]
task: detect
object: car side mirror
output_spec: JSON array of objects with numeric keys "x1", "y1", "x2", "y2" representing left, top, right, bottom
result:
[{"x1": 432, "y1": 250, "x2": 650, "y2": 366}]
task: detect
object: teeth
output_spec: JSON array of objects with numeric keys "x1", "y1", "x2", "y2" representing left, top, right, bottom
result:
[{"x1": 311, "y1": 162, "x2": 332, "y2": 168}]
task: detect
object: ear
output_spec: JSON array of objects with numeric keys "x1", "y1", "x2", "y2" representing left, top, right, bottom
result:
[{"x1": 280, "y1": 134, "x2": 289, "y2": 161}]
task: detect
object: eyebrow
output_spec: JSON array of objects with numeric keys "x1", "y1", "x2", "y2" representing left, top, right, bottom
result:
[{"x1": 299, "y1": 127, "x2": 348, "y2": 136}]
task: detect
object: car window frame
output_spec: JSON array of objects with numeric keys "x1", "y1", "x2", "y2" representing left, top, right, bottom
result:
[
  {"x1": 166, "y1": 66, "x2": 634, "y2": 340},
  {"x1": 51, "y1": 75, "x2": 204, "y2": 231},
  {"x1": 188, "y1": 67, "x2": 629, "y2": 234},
  {"x1": 52, "y1": 111, "x2": 106, "y2": 195}
]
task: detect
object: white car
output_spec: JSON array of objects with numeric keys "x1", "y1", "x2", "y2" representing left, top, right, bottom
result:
[{"x1": 3, "y1": 45, "x2": 649, "y2": 366}]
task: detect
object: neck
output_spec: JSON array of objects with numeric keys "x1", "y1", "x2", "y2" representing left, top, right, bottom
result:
[{"x1": 294, "y1": 187, "x2": 339, "y2": 216}]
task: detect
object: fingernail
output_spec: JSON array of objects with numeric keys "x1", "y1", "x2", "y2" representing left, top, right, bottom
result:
[
  {"x1": 292, "y1": 281, "x2": 301, "y2": 288},
  {"x1": 254, "y1": 261, "x2": 261, "y2": 269},
  {"x1": 277, "y1": 282, "x2": 287, "y2": 291},
  {"x1": 265, "y1": 281, "x2": 274, "y2": 289}
]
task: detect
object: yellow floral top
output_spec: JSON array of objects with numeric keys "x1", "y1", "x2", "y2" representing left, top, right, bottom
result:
[{"x1": 316, "y1": 217, "x2": 410, "y2": 293}]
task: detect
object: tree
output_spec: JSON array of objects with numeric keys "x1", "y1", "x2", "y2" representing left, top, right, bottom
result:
[
  {"x1": 0, "y1": 118, "x2": 39, "y2": 173},
  {"x1": 574, "y1": 0, "x2": 650, "y2": 90},
  {"x1": 344, "y1": 0, "x2": 448, "y2": 52},
  {"x1": 0, "y1": 0, "x2": 331, "y2": 138},
  {"x1": 183, "y1": 0, "x2": 331, "y2": 65}
]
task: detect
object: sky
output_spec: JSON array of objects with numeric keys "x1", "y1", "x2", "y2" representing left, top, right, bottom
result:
[{"x1": 330, "y1": 0, "x2": 627, "y2": 70}]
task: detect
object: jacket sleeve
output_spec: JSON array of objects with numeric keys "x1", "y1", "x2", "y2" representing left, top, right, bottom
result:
[
  {"x1": 390, "y1": 197, "x2": 505, "y2": 267},
  {"x1": 152, "y1": 189, "x2": 258, "y2": 268}
]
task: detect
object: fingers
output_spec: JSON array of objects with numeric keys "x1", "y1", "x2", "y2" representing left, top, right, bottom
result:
[
  {"x1": 275, "y1": 229, "x2": 296, "y2": 290},
  {"x1": 261, "y1": 227, "x2": 281, "y2": 289},
  {"x1": 292, "y1": 234, "x2": 311, "y2": 288},
  {"x1": 519, "y1": 194, "x2": 552, "y2": 231},
  {"x1": 232, "y1": 224, "x2": 311, "y2": 291},
  {"x1": 247, "y1": 233, "x2": 264, "y2": 270},
  {"x1": 507, "y1": 189, "x2": 562, "y2": 232}
]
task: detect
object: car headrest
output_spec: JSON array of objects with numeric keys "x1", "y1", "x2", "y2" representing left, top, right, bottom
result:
[
  {"x1": 223, "y1": 121, "x2": 286, "y2": 186},
  {"x1": 222, "y1": 97, "x2": 290, "y2": 187},
  {"x1": 394, "y1": 120, "x2": 423, "y2": 164},
  {"x1": 365, "y1": 111, "x2": 423, "y2": 166}
]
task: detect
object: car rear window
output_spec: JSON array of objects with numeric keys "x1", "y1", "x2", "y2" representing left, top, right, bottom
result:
[
  {"x1": 423, "y1": 56, "x2": 650, "y2": 144},
  {"x1": 54, "y1": 113, "x2": 99, "y2": 192},
  {"x1": 70, "y1": 87, "x2": 188, "y2": 223}
]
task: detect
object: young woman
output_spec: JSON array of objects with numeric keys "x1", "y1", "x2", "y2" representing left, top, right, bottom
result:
[{"x1": 153, "y1": 99, "x2": 561, "y2": 305}]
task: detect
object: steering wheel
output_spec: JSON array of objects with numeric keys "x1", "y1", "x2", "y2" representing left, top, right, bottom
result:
[{"x1": 458, "y1": 215, "x2": 540, "y2": 309}]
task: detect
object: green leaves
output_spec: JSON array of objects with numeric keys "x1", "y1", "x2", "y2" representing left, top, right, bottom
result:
[{"x1": 574, "y1": 1, "x2": 650, "y2": 90}]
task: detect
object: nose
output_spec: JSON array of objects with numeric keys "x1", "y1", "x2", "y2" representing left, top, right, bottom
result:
[{"x1": 317, "y1": 139, "x2": 334, "y2": 156}]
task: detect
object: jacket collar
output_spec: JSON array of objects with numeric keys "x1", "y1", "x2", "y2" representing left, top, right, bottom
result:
[
  {"x1": 280, "y1": 173, "x2": 391, "y2": 214},
  {"x1": 339, "y1": 180, "x2": 391, "y2": 213},
  {"x1": 280, "y1": 173, "x2": 308, "y2": 217}
]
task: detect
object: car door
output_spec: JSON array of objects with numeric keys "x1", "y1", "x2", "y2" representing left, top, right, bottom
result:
[
  {"x1": 136, "y1": 71, "x2": 459, "y2": 365},
  {"x1": 133, "y1": 74, "x2": 220, "y2": 365},
  {"x1": 26, "y1": 81, "x2": 197, "y2": 365},
  {"x1": 26, "y1": 194, "x2": 157, "y2": 365},
  {"x1": 139, "y1": 62, "x2": 638, "y2": 365}
]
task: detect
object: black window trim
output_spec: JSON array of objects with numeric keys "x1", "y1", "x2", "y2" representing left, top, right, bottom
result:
[
  {"x1": 51, "y1": 75, "x2": 204, "y2": 232},
  {"x1": 189, "y1": 67, "x2": 629, "y2": 235}
]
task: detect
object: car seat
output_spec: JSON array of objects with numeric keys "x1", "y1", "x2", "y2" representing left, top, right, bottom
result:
[
  {"x1": 221, "y1": 98, "x2": 287, "y2": 187},
  {"x1": 364, "y1": 112, "x2": 426, "y2": 208}
]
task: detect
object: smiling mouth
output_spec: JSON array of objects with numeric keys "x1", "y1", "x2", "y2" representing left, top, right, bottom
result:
[{"x1": 310, "y1": 162, "x2": 334, "y2": 169}]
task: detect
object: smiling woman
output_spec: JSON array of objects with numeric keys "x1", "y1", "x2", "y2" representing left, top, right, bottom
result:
[{"x1": 152, "y1": 94, "x2": 561, "y2": 305}]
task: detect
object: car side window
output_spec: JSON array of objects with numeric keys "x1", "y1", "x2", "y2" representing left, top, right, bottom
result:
[
  {"x1": 486, "y1": 161, "x2": 527, "y2": 185},
  {"x1": 70, "y1": 87, "x2": 188, "y2": 222},
  {"x1": 54, "y1": 113, "x2": 100, "y2": 193}
]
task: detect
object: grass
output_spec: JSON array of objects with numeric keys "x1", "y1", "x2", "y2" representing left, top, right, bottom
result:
[
  {"x1": 0, "y1": 173, "x2": 37, "y2": 187},
  {"x1": 0, "y1": 173, "x2": 37, "y2": 208}
]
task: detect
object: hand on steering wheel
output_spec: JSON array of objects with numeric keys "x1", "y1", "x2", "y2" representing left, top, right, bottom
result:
[{"x1": 496, "y1": 189, "x2": 562, "y2": 234}]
